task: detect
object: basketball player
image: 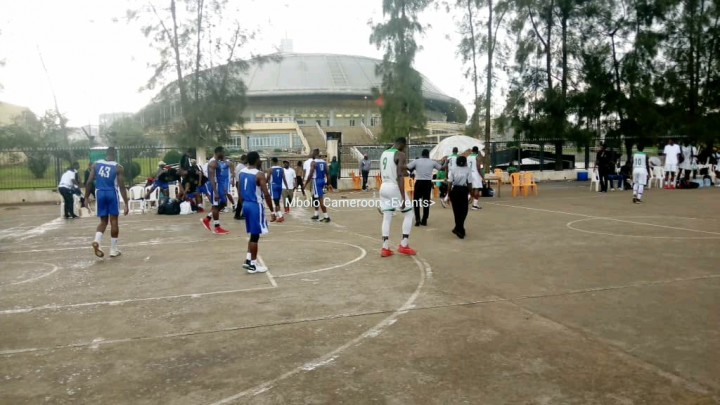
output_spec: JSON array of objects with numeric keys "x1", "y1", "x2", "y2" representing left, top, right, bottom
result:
[
  {"x1": 268, "y1": 157, "x2": 288, "y2": 223},
  {"x1": 379, "y1": 137, "x2": 416, "y2": 257},
  {"x1": 282, "y1": 160, "x2": 296, "y2": 213},
  {"x1": 633, "y1": 145, "x2": 651, "y2": 204},
  {"x1": 84, "y1": 147, "x2": 129, "y2": 258},
  {"x1": 303, "y1": 153, "x2": 315, "y2": 202},
  {"x1": 468, "y1": 146, "x2": 483, "y2": 210},
  {"x1": 441, "y1": 147, "x2": 459, "y2": 208},
  {"x1": 239, "y1": 152, "x2": 275, "y2": 274},
  {"x1": 306, "y1": 149, "x2": 332, "y2": 222},
  {"x1": 223, "y1": 156, "x2": 236, "y2": 214},
  {"x1": 201, "y1": 146, "x2": 231, "y2": 234}
]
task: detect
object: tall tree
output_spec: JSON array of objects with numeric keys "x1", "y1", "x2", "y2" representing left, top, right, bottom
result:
[
  {"x1": 128, "y1": 0, "x2": 269, "y2": 159},
  {"x1": 456, "y1": 0, "x2": 484, "y2": 137},
  {"x1": 370, "y1": 0, "x2": 431, "y2": 142}
]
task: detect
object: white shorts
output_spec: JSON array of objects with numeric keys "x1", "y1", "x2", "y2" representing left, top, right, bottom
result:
[
  {"x1": 471, "y1": 173, "x2": 483, "y2": 189},
  {"x1": 633, "y1": 168, "x2": 648, "y2": 185},
  {"x1": 664, "y1": 163, "x2": 677, "y2": 173},
  {"x1": 379, "y1": 183, "x2": 410, "y2": 212}
]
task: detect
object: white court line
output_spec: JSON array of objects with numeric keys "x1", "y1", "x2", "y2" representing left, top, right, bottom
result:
[
  {"x1": 0, "y1": 285, "x2": 276, "y2": 315},
  {"x1": 566, "y1": 217, "x2": 720, "y2": 240},
  {"x1": 257, "y1": 256, "x2": 278, "y2": 288},
  {"x1": 206, "y1": 255, "x2": 427, "y2": 405},
  {"x1": 0, "y1": 236, "x2": 241, "y2": 254},
  {"x1": 486, "y1": 202, "x2": 720, "y2": 236},
  {"x1": 0, "y1": 263, "x2": 59, "y2": 287},
  {"x1": 267, "y1": 240, "x2": 367, "y2": 278}
]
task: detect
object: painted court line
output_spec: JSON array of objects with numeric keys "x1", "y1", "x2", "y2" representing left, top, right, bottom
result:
[
  {"x1": 566, "y1": 218, "x2": 720, "y2": 239},
  {"x1": 270, "y1": 240, "x2": 367, "y2": 278},
  {"x1": 487, "y1": 202, "x2": 720, "y2": 236},
  {"x1": 257, "y1": 256, "x2": 278, "y2": 288},
  {"x1": 0, "y1": 263, "x2": 59, "y2": 287}
]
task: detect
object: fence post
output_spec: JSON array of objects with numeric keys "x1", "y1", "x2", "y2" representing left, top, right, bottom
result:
[
  {"x1": 491, "y1": 143, "x2": 497, "y2": 168},
  {"x1": 539, "y1": 143, "x2": 545, "y2": 172},
  {"x1": 584, "y1": 145, "x2": 590, "y2": 170}
]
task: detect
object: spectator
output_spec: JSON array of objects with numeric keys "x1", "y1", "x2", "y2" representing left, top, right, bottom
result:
[
  {"x1": 407, "y1": 149, "x2": 441, "y2": 227},
  {"x1": 295, "y1": 161, "x2": 305, "y2": 195},
  {"x1": 712, "y1": 146, "x2": 720, "y2": 186},
  {"x1": 594, "y1": 143, "x2": 611, "y2": 193},
  {"x1": 359, "y1": 153, "x2": 371, "y2": 191},
  {"x1": 618, "y1": 162, "x2": 633, "y2": 190},
  {"x1": 180, "y1": 149, "x2": 193, "y2": 170},
  {"x1": 679, "y1": 140, "x2": 698, "y2": 181},
  {"x1": 329, "y1": 156, "x2": 340, "y2": 190},
  {"x1": 434, "y1": 168, "x2": 448, "y2": 200},
  {"x1": 449, "y1": 156, "x2": 473, "y2": 239},
  {"x1": 662, "y1": 138, "x2": 681, "y2": 188},
  {"x1": 58, "y1": 166, "x2": 79, "y2": 219},
  {"x1": 507, "y1": 161, "x2": 518, "y2": 176},
  {"x1": 234, "y1": 155, "x2": 247, "y2": 220}
]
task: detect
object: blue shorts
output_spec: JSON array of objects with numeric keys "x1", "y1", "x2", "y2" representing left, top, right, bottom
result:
[
  {"x1": 313, "y1": 179, "x2": 325, "y2": 198},
  {"x1": 96, "y1": 189, "x2": 119, "y2": 217},
  {"x1": 271, "y1": 184, "x2": 282, "y2": 200},
  {"x1": 208, "y1": 184, "x2": 228, "y2": 206},
  {"x1": 196, "y1": 183, "x2": 209, "y2": 195},
  {"x1": 243, "y1": 201, "x2": 268, "y2": 235},
  {"x1": 155, "y1": 179, "x2": 169, "y2": 189}
]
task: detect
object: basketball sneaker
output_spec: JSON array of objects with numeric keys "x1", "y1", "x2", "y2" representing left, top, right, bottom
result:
[
  {"x1": 664, "y1": 184, "x2": 669, "y2": 189},
  {"x1": 471, "y1": 205, "x2": 481, "y2": 210},
  {"x1": 213, "y1": 226, "x2": 230, "y2": 235},
  {"x1": 91, "y1": 241, "x2": 104, "y2": 258},
  {"x1": 109, "y1": 248, "x2": 122, "y2": 258},
  {"x1": 247, "y1": 263, "x2": 268, "y2": 274},
  {"x1": 440, "y1": 199, "x2": 447, "y2": 208},
  {"x1": 311, "y1": 215, "x2": 319, "y2": 220},
  {"x1": 201, "y1": 217, "x2": 212, "y2": 231},
  {"x1": 397, "y1": 245, "x2": 417, "y2": 255},
  {"x1": 242, "y1": 260, "x2": 251, "y2": 270},
  {"x1": 270, "y1": 213, "x2": 277, "y2": 222},
  {"x1": 380, "y1": 248, "x2": 394, "y2": 257},
  {"x1": 277, "y1": 216, "x2": 285, "y2": 223},
  {"x1": 319, "y1": 217, "x2": 331, "y2": 223}
]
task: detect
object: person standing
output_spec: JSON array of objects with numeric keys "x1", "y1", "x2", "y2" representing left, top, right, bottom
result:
[
  {"x1": 632, "y1": 145, "x2": 651, "y2": 204},
  {"x1": 468, "y1": 146, "x2": 483, "y2": 210},
  {"x1": 307, "y1": 149, "x2": 332, "y2": 222},
  {"x1": 201, "y1": 146, "x2": 231, "y2": 234},
  {"x1": 329, "y1": 156, "x2": 340, "y2": 190},
  {"x1": 84, "y1": 147, "x2": 129, "y2": 258},
  {"x1": 267, "y1": 157, "x2": 288, "y2": 223},
  {"x1": 295, "y1": 161, "x2": 306, "y2": 195},
  {"x1": 304, "y1": 153, "x2": 315, "y2": 202},
  {"x1": 594, "y1": 144, "x2": 611, "y2": 193},
  {"x1": 360, "y1": 153, "x2": 371, "y2": 191},
  {"x1": 282, "y1": 160, "x2": 296, "y2": 213},
  {"x1": 679, "y1": 140, "x2": 698, "y2": 181},
  {"x1": 443, "y1": 147, "x2": 459, "y2": 205},
  {"x1": 238, "y1": 152, "x2": 274, "y2": 274},
  {"x1": 234, "y1": 155, "x2": 247, "y2": 220},
  {"x1": 407, "y1": 149, "x2": 441, "y2": 226},
  {"x1": 378, "y1": 137, "x2": 416, "y2": 257},
  {"x1": 449, "y1": 156, "x2": 473, "y2": 239},
  {"x1": 58, "y1": 166, "x2": 80, "y2": 219},
  {"x1": 663, "y1": 138, "x2": 681, "y2": 189},
  {"x1": 180, "y1": 148, "x2": 193, "y2": 170}
]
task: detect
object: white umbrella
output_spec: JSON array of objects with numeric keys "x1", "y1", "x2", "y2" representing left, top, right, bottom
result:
[{"x1": 429, "y1": 135, "x2": 485, "y2": 160}]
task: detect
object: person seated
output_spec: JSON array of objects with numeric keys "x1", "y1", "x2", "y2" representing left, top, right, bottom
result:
[
  {"x1": 607, "y1": 164, "x2": 624, "y2": 190},
  {"x1": 507, "y1": 162, "x2": 518, "y2": 176}
]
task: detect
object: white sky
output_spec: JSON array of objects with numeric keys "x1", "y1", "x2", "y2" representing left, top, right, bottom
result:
[{"x1": 0, "y1": 0, "x2": 506, "y2": 127}]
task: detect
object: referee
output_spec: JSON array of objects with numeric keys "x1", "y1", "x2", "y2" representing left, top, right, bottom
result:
[{"x1": 407, "y1": 149, "x2": 441, "y2": 227}]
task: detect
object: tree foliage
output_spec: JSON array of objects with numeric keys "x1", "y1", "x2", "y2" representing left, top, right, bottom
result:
[{"x1": 371, "y1": 0, "x2": 431, "y2": 142}]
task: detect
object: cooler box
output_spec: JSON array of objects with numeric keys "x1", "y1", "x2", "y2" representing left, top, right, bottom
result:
[{"x1": 577, "y1": 171, "x2": 588, "y2": 181}]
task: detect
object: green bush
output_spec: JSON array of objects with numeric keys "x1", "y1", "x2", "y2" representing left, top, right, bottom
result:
[
  {"x1": 163, "y1": 150, "x2": 182, "y2": 165},
  {"x1": 121, "y1": 160, "x2": 142, "y2": 185},
  {"x1": 27, "y1": 152, "x2": 50, "y2": 179}
]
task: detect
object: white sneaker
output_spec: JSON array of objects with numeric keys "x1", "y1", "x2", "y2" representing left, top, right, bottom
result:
[
  {"x1": 440, "y1": 199, "x2": 447, "y2": 208},
  {"x1": 91, "y1": 241, "x2": 104, "y2": 258},
  {"x1": 247, "y1": 264, "x2": 267, "y2": 274},
  {"x1": 109, "y1": 248, "x2": 121, "y2": 258},
  {"x1": 471, "y1": 205, "x2": 481, "y2": 210},
  {"x1": 220, "y1": 207, "x2": 229, "y2": 213}
]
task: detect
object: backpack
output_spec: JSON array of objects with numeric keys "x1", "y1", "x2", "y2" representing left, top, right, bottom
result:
[{"x1": 158, "y1": 200, "x2": 181, "y2": 215}]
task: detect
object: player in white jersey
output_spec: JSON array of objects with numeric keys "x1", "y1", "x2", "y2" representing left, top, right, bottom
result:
[
  {"x1": 303, "y1": 155, "x2": 315, "y2": 202},
  {"x1": 468, "y1": 146, "x2": 483, "y2": 210},
  {"x1": 632, "y1": 144, "x2": 651, "y2": 204},
  {"x1": 379, "y1": 137, "x2": 417, "y2": 257},
  {"x1": 441, "y1": 147, "x2": 459, "y2": 207}
]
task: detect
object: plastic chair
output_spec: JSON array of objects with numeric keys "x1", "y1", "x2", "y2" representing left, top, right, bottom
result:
[
  {"x1": 145, "y1": 186, "x2": 159, "y2": 210},
  {"x1": 648, "y1": 166, "x2": 664, "y2": 189},
  {"x1": 229, "y1": 184, "x2": 239, "y2": 200},
  {"x1": 520, "y1": 172, "x2": 538, "y2": 196},
  {"x1": 589, "y1": 169, "x2": 600, "y2": 192},
  {"x1": 349, "y1": 171, "x2": 362, "y2": 190},
  {"x1": 128, "y1": 186, "x2": 146, "y2": 214},
  {"x1": 404, "y1": 176, "x2": 415, "y2": 200},
  {"x1": 168, "y1": 184, "x2": 180, "y2": 200},
  {"x1": 510, "y1": 173, "x2": 523, "y2": 197},
  {"x1": 374, "y1": 173, "x2": 382, "y2": 190}
]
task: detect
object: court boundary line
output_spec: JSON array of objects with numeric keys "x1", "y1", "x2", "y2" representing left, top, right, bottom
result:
[{"x1": 0, "y1": 262, "x2": 59, "y2": 287}]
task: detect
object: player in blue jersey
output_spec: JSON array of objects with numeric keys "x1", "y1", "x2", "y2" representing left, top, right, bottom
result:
[
  {"x1": 84, "y1": 147, "x2": 129, "y2": 258},
  {"x1": 266, "y1": 157, "x2": 289, "y2": 223},
  {"x1": 238, "y1": 152, "x2": 275, "y2": 274},
  {"x1": 201, "y1": 146, "x2": 231, "y2": 234},
  {"x1": 306, "y1": 149, "x2": 332, "y2": 222}
]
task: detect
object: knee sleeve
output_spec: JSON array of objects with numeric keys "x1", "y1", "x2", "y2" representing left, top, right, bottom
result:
[
  {"x1": 402, "y1": 209, "x2": 413, "y2": 235},
  {"x1": 250, "y1": 234, "x2": 260, "y2": 243}
]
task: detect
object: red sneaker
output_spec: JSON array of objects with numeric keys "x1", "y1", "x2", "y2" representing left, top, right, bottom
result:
[
  {"x1": 285, "y1": 207, "x2": 290, "y2": 213},
  {"x1": 397, "y1": 244, "x2": 417, "y2": 255},
  {"x1": 201, "y1": 217, "x2": 212, "y2": 231},
  {"x1": 270, "y1": 213, "x2": 277, "y2": 222},
  {"x1": 213, "y1": 226, "x2": 230, "y2": 235},
  {"x1": 664, "y1": 184, "x2": 669, "y2": 189},
  {"x1": 277, "y1": 216, "x2": 285, "y2": 223},
  {"x1": 670, "y1": 184, "x2": 675, "y2": 189},
  {"x1": 381, "y1": 248, "x2": 394, "y2": 257}
]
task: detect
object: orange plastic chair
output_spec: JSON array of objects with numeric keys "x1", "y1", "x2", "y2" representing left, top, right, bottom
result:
[
  {"x1": 510, "y1": 173, "x2": 523, "y2": 197},
  {"x1": 349, "y1": 171, "x2": 362, "y2": 190},
  {"x1": 404, "y1": 176, "x2": 415, "y2": 200},
  {"x1": 493, "y1": 168, "x2": 507, "y2": 184},
  {"x1": 521, "y1": 172, "x2": 538, "y2": 196},
  {"x1": 374, "y1": 173, "x2": 382, "y2": 189}
]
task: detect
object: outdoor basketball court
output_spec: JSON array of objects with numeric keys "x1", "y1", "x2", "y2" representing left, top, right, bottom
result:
[{"x1": 1, "y1": 184, "x2": 718, "y2": 404}]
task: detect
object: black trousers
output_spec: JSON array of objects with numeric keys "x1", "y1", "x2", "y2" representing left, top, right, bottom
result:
[
  {"x1": 330, "y1": 175, "x2": 338, "y2": 190},
  {"x1": 599, "y1": 168, "x2": 610, "y2": 192},
  {"x1": 413, "y1": 180, "x2": 432, "y2": 223},
  {"x1": 361, "y1": 171, "x2": 369, "y2": 190},
  {"x1": 450, "y1": 186, "x2": 469, "y2": 236},
  {"x1": 59, "y1": 187, "x2": 75, "y2": 217}
]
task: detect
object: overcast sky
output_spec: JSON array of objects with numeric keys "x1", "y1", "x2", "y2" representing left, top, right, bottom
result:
[{"x1": 0, "y1": 0, "x2": 507, "y2": 127}]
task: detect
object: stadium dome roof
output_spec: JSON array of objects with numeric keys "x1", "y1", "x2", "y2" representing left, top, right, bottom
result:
[{"x1": 240, "y1": 53, "x2": 460, "y2": 105}]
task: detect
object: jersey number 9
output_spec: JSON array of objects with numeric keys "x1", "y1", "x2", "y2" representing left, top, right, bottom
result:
[{"x1": 382, "y1": 157, "x2": 387, "y2": 170}]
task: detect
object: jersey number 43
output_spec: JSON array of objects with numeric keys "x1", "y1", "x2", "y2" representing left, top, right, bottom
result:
[{"x1": 98, "y1": 166, "x2": 111, "y2": 178}]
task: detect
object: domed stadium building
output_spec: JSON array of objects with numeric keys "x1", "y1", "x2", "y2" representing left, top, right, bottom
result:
[{"x1": 142, "y1": 52, "x2": 467, "y2": 155}]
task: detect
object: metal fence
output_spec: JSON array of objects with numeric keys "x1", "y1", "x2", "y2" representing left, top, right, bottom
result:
[{"x1": 0, "y1": 147, "x2": 186, "y2": 190}]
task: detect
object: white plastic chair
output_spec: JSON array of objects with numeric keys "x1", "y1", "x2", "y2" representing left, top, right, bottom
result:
[
  {"x1": 128, "y1": 186, "x2": 146, "y2": 214},
  {"x1": 168, "y1": 184, "x2": 180, "y2": 200},
  {"x1": 145, "y1": 186, "x2": 159, "y2": 210},
  {"x1": 589, "y1": 169, "x2": 600, "y2": 192},
  {"x1": 648, "y1": 166, "x2": 664, "y2": 189}
]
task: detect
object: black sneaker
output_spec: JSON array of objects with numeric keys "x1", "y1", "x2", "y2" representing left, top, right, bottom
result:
[
  {"x1": 633, "y1": 197, "x2": 638, "y2": 204},
  {"x1": 636, "y1": 199, "x2": 643, "y2": 204},
  {"x1": 420, "y1": 220, "x2": 428, "y2": 226},
  {"x1": 242, "y1": 260, "x2": 251, "y2": 270},
  {"x1": 415, "y1": 221, "x2": 420, "y2": 227},
  {"x1": 311, "y1": 215, "x2": 319, "y2": 220},
  {"x1": 319, "y1": 217, "x2": 331, "y2": 223}
]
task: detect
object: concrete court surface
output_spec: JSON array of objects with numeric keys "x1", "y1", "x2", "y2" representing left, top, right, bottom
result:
[{"x1": 0, "y1": 183, "x2": 718, "y2": 405}]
